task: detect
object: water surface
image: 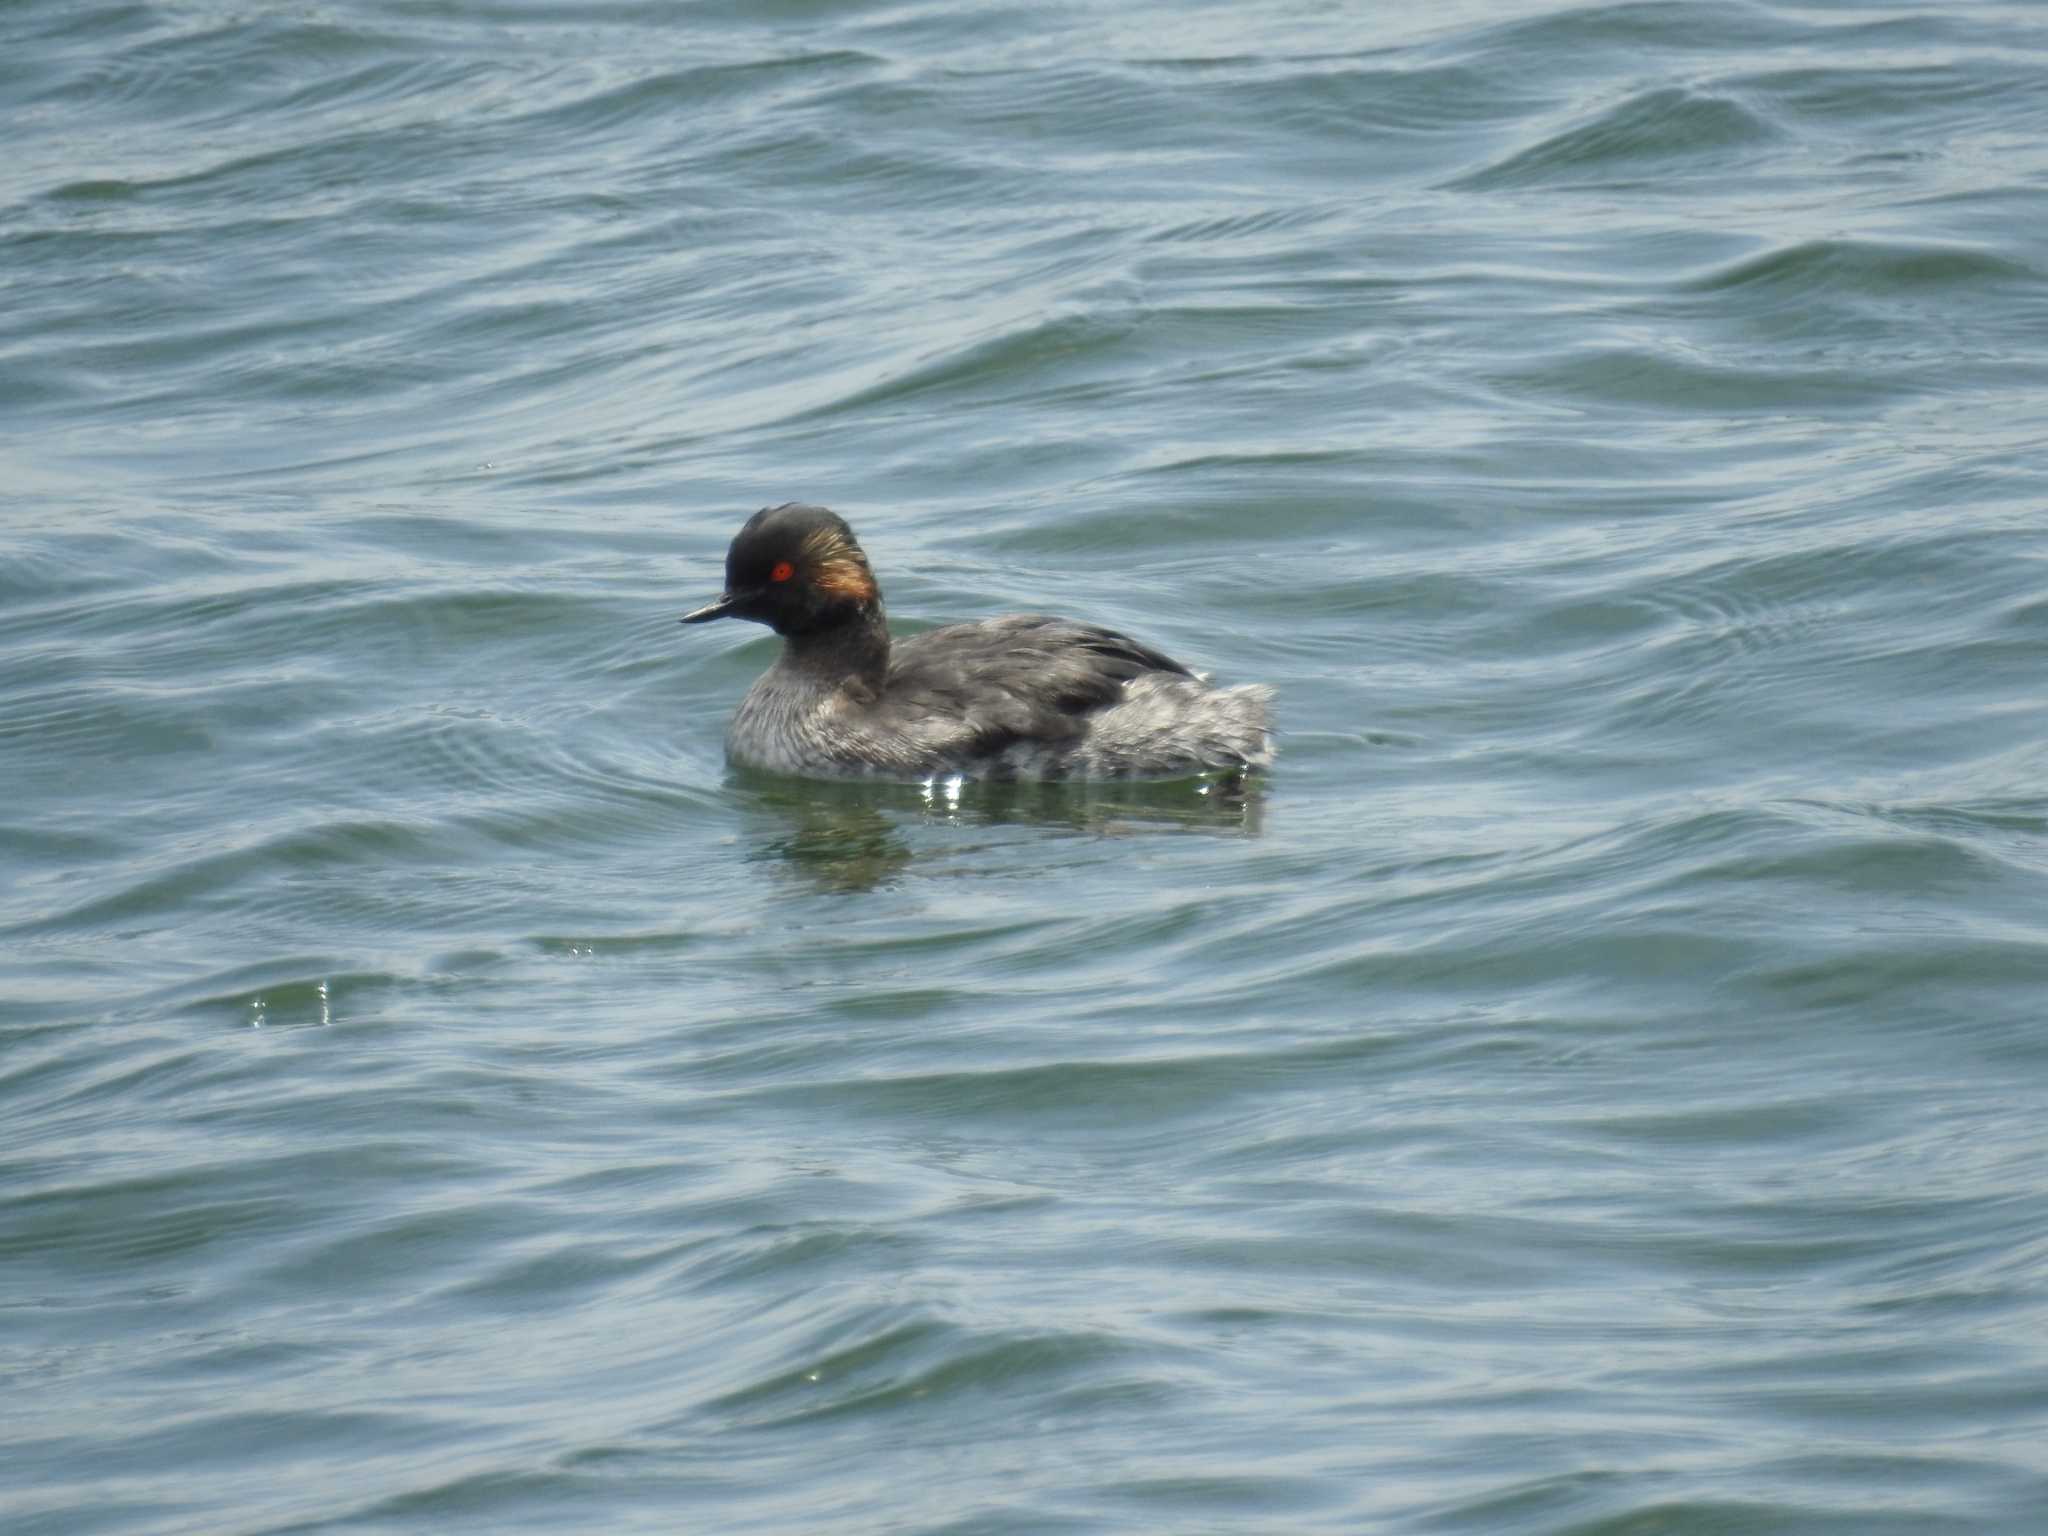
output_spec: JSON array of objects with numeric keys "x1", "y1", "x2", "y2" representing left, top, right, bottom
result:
[{"x1": 5, "y1": 1, "x2": 2048, "y2": 1531}]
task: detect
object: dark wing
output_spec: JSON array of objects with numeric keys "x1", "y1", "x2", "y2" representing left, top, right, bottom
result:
[{"x1": 884, "y1": 614, "x2": 1196, "y2": 761}]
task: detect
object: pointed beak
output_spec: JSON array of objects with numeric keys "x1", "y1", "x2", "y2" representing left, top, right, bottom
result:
[{"x1": 680, "y1": 592, "x2": 739, "y2": 625}]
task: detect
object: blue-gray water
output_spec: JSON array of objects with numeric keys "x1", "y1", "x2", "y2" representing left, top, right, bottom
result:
[{"x1": 5, "y1": 1, "x2": 2048, "y2": 1531}]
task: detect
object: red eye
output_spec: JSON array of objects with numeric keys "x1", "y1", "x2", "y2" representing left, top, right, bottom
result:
[{"x1": 769, "y1": 560, "x2": 795, "y2": 583}]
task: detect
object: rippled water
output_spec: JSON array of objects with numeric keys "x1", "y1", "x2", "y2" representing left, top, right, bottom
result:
[{"x1": 6, "y1": 2, "x2": 2048, "y2": 1531}]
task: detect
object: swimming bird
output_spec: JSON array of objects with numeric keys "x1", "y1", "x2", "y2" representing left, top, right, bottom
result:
[{"x1": 680, "y1": 504, "x2": 1273, "y2": 780}]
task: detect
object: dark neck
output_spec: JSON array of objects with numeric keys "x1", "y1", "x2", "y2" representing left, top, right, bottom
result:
[{"x1": 780, "y1": 601, "x2": 891, "y2": 690}]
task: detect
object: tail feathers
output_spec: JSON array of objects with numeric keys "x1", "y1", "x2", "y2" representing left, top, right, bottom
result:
[{"x1": 1088, "y1": 677, "x2": 1275, "y2": 775}]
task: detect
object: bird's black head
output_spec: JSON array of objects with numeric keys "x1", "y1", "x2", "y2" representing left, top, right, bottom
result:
[{"x1": 679, "y1": 503, "x2": 882, "y2": 637}]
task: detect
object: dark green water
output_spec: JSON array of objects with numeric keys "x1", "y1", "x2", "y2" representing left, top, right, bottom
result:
[{"x1": 6, "y1": 2, "x2": 2048, "y2": 1531}]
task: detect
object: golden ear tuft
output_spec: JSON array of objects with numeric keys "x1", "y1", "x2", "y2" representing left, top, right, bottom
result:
[{"x1": 801, "y1": 526, "x2": 878, "y2": 604}]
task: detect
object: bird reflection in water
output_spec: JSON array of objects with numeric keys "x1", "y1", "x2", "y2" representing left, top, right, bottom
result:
[{"x1": 733, "y1": 769, "x2": 1265, "y2": 893}]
